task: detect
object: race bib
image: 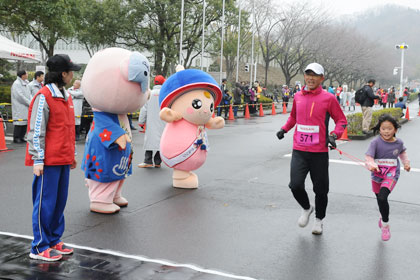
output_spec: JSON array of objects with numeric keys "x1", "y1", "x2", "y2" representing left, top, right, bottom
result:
[
  {"x1": 374, "y1": 159, "x2": 397, "y2": 179},
  {"x1": 296, "y1": 124, "x2": 319, "y2": 146}
]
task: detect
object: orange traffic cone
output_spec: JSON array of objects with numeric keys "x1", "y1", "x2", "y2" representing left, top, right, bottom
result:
[
  {"x1": 228, "y1": 104, "x2": 234, "y2": 120},
  {"x1": 339, "y1": 127, "x2": 349, "y2": 141},
  {"x1": 418, "y1": 107, "x2": 420, "y2": 117},
  {"x1": 0, "y1": 118, "x2": 12, "y2": 152},
  {"x1": 271, "y1": 102, "x2": 276, "y2": 115},
  {"x1": 244, "y1": 104, "x2": 250, "y2": 119},
  {"x1": 405, "y1": 106, "x2": 410, "y2": 120},
  {"x1": 282, "y1": 103, "x2": 287, "y2": 114},
  {"x1": 259, "y1": 103, "x2": 264, "y2": 117}
]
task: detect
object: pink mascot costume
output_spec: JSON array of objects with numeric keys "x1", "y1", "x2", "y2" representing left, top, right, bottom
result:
[
  {"x1": 81, "y1": 48, "x2": 150, "y2": 214},
  {"x1": 159, "y1": 66, "x2": 225, "y2": 189}
]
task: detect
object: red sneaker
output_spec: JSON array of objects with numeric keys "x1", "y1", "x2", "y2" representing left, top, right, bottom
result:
[
  {"x1": 51, "y1": 241, "x2": 74, "y2": 255},
  {"x1": 29, "y1": 248, "x2": 62, "y2": 261}
]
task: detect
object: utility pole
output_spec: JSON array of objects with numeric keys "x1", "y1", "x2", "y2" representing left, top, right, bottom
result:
[
  {"x1": 219, "y1": 0, "x2": 225, "y2": 84},
  {"x1": 395, "y1": 43, "x2": 408, "y2": 96},
  {"x1": 200, "y1": 0, "x2": 206, "y2": 71},
  {"x1": 235, "y1": 1, "x2": 241, "y2": 82},
  {"x1": 179, "y1": 0, "x2": 185, "y2": 65},
  {"x1": 250, "y1": 0, "x2": 255, "y2": 85}
]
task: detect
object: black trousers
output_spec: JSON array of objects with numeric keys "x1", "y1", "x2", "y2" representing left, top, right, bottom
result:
[
  {"x1": 13, "y1": 124, "x2": 27, "y2": 141},
  {"x1": 144, "y1": 150, "x2": 161, "y2": 165},
  {"x1": 376, "y1": 188, "x2": 390, "y2": 223},
  {"x1": 289, "y1": 150, "x2": 329, "y2": 219}
]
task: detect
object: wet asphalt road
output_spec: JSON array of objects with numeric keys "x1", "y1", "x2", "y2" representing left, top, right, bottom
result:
[{"x1": 1, "y1": 102, "x2": 420, "y2": 280}]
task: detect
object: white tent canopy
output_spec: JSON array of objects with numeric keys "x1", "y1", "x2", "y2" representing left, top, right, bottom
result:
[{"x1": 0, "y1": 35, "x2": 41, "y2": 62}]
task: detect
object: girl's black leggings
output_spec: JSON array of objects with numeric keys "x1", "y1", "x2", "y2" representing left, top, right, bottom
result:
[{"x1": 376, "y1": 188, "x2": 391, "y2": 223}]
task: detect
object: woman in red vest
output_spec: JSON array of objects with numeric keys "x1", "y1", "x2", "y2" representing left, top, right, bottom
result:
[{"x1": 25, "y1": 54, "x2": 80, "y2": 261}]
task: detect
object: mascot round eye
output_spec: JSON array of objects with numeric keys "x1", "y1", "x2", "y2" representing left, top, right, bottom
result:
[
  {"x1": 192, "y1": 99, "x2": 202, "y2": 109},
  {"x1": 210, "y1": 103, "x2": 214, "y2": 112},
  {"x1": 144, "y1": 71, "x2": 148, "y2": 76}
]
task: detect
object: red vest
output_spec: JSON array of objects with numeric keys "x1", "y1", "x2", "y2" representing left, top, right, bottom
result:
[{"x1": 25, "y1": 86, "x2": 75, "y2": 166}]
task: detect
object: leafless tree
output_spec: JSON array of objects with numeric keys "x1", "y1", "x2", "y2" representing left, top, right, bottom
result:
[{"x1": 274, "y1": 1, "x2": 328, "y2": 86}]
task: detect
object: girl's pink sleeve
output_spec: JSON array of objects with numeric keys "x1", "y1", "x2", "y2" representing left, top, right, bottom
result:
[
  {"x1": 365, "y1": 155, "x2": 378, "y2": 170},
  {"x1": 399, "y1": 151, "x2": 410, "y2": 165}
]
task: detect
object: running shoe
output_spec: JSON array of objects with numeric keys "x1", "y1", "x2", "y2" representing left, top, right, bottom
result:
[
  {"x1": 51, "y1": 242, "x2": 74, "y2": 255},
  {"x1": 379, "y1": 218, "x2": 391, "y2": 241},
  {"x1": 138, "y1": 163, "x2": 153, "y2": 168},
  {"x1": 29, "y1": 248, "x2": 62, "y2": 261},
  {"x1": 312, "y1": 218, "x2": 323, "y2": 235},
  {"x1": 298, "y1": 205, "x2": 314, "y2": 227}
]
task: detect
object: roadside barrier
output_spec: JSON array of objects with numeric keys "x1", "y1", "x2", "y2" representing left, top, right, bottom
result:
[
  {"x1": 339, "y1": 127, "x2": 349, "y2": 141},
  {"x1": 228, "y1": 104, "x2": 234, "y2": 120},
  {"x1": 405, "y1": 107, "x2": 410, "y2": 120},
  {"x1": 259, "y1": 103, "x2": 264, "y2": 117},
  {"x1": 244, "y1": 104, "x2": 250, "y2": 119},
  {"x1": 0, "y1": 118, "x2": 12, "y2": 152}
]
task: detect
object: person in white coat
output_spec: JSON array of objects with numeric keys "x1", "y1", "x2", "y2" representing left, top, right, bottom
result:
[
  {"x1": 11, "y1": 70, "x2": 31, "y2": 143},
  {"x1": 138, "y1": 75, "x2": 166, "y2": 168},
  {"x1": 67, "y1": 80, "x2": 83, "y2": 140},
  {"x1": 28, "y1": 71, "x2": 44, "y2": 98}
]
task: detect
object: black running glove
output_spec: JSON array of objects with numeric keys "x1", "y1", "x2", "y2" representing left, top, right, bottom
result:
[
  {"x1": 328, "y1": 133, "x2": 337, "y2": 149},
  {"x1": 276, "y1": 129, "x2": 286, "y2": 140}
]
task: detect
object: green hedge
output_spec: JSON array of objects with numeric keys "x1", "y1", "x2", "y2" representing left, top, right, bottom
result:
[
  {"x1": 408, "y1": 92, "x2": 418, "y2": 102},
  {"x1": 347, "y1": 108, "x2": 403, "y2": 135},
  {"x1": 0, "y1": 85, "x2": 11, "y2": 103}
]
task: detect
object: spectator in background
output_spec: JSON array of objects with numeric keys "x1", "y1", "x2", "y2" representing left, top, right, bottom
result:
[
  {"x1": 273, "y1": 86, "x2": 279, "y2": 103},
  {"x1": 349, "y1": 88, "x2": 356, "y2": 111},
  {"x1": 340, "y1": 85, "x2": 350, "y2": 111},
  {"x1": 402, "y1": 87, "x2": 409, "y2": 104},
  {"x1": 233, "y1": 82, "x2": 242, "y2": 117},
  {"x1": 254, "y1": 81, "x2": 262, "y2": 103},
  {"x1": 335, "y1": 85, "x2": 343, "y2": 105},
  {"x1": 381, "y1": 89, "x2": 388, "y2": 109},
  {"x1": 328, "y1": 86, "x2": 335, "y2": 95},
  {"x1": 282, "y1": 85, "x2": 290, "y2": 109},
  {"x1": 395, "y1": 97, "x2": 406, "y2": 117},
  {"x1": 11, "y1": 70, "x2": 31, "y2": 143},
  {"x1": 293, "y1": 84, "x2": 300, "y2": 97},
  {"x1": 242, "y1": 82, "x2": 251, "y2": 115},
  {"x1": 28, "y1": 71, "x2": 44, "y2": 98},
  {"x1": 68, "y1": 80, "x2": 83, "y2": 141},
  {"x1": 361, "y1": 79, "x2": 379, "y2": 134},
  {"x1": 217, "y1": 78, "x2": 230, "y2": 118},
  {"x1": 138, "y1": 75, "x2": 166, "y2": 168},
  {"x1": 80, "y1": 98, "x2": 93, "y2": 138},
  {"x1": 249, "y1": 84, "x2": 257, "y2": 114},
  {"x1": 387, "y1": 88, "x2": 395, "y2": 108}
]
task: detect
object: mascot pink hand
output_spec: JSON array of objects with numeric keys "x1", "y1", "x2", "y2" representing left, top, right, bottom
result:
[{"x1": 115, "y1": 134, "x2": 131, "y2": 150}]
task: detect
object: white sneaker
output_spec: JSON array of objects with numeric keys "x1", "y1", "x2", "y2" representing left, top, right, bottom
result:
[
  {"x1": 312, "y1": 218, "x2": 323, "y2": 235},
  {"x1": 298, "y1": 205, "x2": 314, "y2": 227}
]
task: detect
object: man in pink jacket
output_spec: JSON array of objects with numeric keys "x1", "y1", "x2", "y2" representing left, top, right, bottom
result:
[{"x1": 276, "y1": 63, "x2": 347, "y2": 235}]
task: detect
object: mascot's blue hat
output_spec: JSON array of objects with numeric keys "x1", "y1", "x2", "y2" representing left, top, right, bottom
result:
[{"x1": 159, "y1": 68, "x2": 222, "y2": 109}]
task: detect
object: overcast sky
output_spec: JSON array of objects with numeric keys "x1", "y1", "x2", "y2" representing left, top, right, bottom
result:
[{"x1": 280, "y1": 0, "x2": 420, "y2": 16}]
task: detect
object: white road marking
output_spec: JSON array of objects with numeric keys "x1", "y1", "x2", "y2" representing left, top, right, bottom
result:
[
  {"x1": 5, "y1": 136, "x2": 12, "y2": 141},
  {"x1": 0, "y1": 231, "x2": 257, "y2": 280},
  {"x1": 283, "y1": 154, "x2": 420, "y2": 172}
]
